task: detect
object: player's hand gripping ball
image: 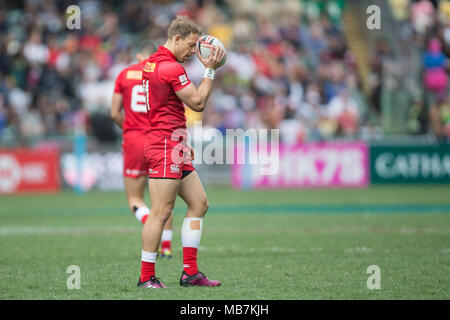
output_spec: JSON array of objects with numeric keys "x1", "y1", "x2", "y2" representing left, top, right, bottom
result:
[{"x1": 196, "y1": 35, "x2": 227, "y2": 67}]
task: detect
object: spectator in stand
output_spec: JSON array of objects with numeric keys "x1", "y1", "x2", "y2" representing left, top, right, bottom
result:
[
  {"x1": 430, "y1": 93, "x2": 450, "y2": 142},
  {"x1": 411, "y1": 0, "x2": 435, "y2": 35},
  {"x1": 407, "y1": 99, "x2": 427, "y2": 134},
  {"x1": 297, "y1": 82, "x2": 328, "y2": 141},
  {"x1": 423, "y1": 38, "x2": 448, "y2": 96},
  {"x1": 321, "y1": 61, "x2": 347, "y2": 104},
  {"x1": 327, "y1": 87, "x2": 360, "y2": 137},
  {"x1": 369, "y1": 39, "x2": 392, "y2": 116},
  {"x1": 390, "y1": 0, "x2": 411, "y2": 22},
  {"x1": 23, "y1": 31, "x2": 49, "y2": 66}
]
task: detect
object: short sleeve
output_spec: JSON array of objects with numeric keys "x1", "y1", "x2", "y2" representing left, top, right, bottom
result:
[{"x1": 159, "y1": 62, "x2": 191, "y2": 92}]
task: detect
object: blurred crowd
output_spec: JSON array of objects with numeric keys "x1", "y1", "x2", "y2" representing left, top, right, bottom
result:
[
  {"x1": 384, "y1": 0, "x2": 450, "y2": 141},
  {"x1": 0, "y1": 0, "x2": 448, "y2": 147}
]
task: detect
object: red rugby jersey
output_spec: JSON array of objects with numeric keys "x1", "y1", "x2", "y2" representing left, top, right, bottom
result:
[
  {"x1": 113, "y1": 60, "x2": 149, "y2": 134},
  {"x1": 142, "y1": 46, "x2": 191, "y2": 137}
]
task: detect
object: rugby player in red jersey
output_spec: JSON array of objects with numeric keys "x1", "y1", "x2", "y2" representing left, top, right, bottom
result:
[
  {"x1": 137, "y1": 16, "x2": 225, "y2": 288},
  {"x1": 111, "y1": 41, "x2": 174, "y2": 258}
]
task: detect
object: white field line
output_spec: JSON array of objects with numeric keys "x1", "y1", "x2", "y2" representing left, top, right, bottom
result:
[
  {"x1": 0, "y1": 226, "x2": 141, "y2": 235},
  {"x1": 206, "y1": 226, "x2": 450, "y2": 235}
]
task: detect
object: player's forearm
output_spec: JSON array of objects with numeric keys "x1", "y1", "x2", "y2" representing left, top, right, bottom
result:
[
  {"x1": 191, "y1": 77, "x2": 214, "y2": 112},
  {"x1": 111, "y1": 111, "x2": 124, "y2": 128},
  {"x1": 111, "y1": 93, "x2": 124, "y2": 128}
]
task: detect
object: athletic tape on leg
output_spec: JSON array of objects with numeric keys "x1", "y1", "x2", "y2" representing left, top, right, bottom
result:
[{"x1": 181, "y1": 217, "x2": 203, "y2": 248}]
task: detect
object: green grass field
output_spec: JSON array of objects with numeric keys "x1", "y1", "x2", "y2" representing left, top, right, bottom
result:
[{"x1": 1, "y1": 185, "x2": 449, "y2": 300}]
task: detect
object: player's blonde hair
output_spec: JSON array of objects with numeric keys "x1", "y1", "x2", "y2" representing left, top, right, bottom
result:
[{"x1": 167, "y1": 15, "x2": 202, "y2": 40}]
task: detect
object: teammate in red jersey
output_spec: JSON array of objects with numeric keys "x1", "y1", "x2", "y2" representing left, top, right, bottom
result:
[
  {"x1": 111, "y1": 41, "x2": 173, "y2": 258},
  {"x1": 137, "y1": 15, "x2": 226, "y2": 288}
]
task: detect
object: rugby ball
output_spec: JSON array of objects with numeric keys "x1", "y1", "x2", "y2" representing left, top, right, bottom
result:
[{"x1": 196, "y1": 35, "x2": 227, "y2": 67}]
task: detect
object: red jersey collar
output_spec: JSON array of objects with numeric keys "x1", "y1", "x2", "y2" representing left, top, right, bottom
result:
[{"x1": 157, "y1": 46, "x2": 177, "y2": 61}]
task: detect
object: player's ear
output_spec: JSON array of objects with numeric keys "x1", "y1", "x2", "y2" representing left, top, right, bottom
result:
[{"x1": 174, "y1": 34, "x2": 182, "y2": 44}]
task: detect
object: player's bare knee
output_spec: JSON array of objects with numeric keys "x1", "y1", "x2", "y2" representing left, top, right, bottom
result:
[
  {"x1": 161, "y1": 210, "x2": 173, "y2": 223},
  {"x1": 200, "y1": 198, "x2": 209, "y2": 217},
  {"x1": 152, "y1": 207, "x2": 172, "y2": 224}
]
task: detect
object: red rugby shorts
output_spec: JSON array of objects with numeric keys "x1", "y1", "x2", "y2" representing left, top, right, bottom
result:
[
  {"x1": 122, "y1": 130, "x2": 148, "y2": 178},
  {"x1": 144, "y1": 132, "x2": 194, "y2": 179}
]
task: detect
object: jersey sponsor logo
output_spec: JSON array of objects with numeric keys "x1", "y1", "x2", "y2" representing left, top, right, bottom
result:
[
  {"x1": 179, "y1": 74, "x2": 188, "y2": 86},
  {"x1": 126, "y1": 70, "x2": 142, "y2": 80},
  {"x1": 143, "y1": 62, "x2": 156, "y2": 73},
  {"x1": 170, "y1": 164, "x2": 180, "y2": 173}
]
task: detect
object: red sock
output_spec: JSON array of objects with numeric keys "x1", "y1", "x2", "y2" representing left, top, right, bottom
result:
[
  {"x1": 161, "y1": 240, "x2": 171, "y2": 250},
  {"x1": 183, "y1": 247, "x2": 198, "y2": 275},
  {"x1": 141, "y1": 214, "x2": 148, "y2": 224},
  {"x1": 140, "y1": 261, "x2": 155, "y2": 282}
]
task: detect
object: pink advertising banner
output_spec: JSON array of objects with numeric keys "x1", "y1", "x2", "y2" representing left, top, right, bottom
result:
[{"x1": 231, "y1": 142, "x2": 369, "y2": 189}]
